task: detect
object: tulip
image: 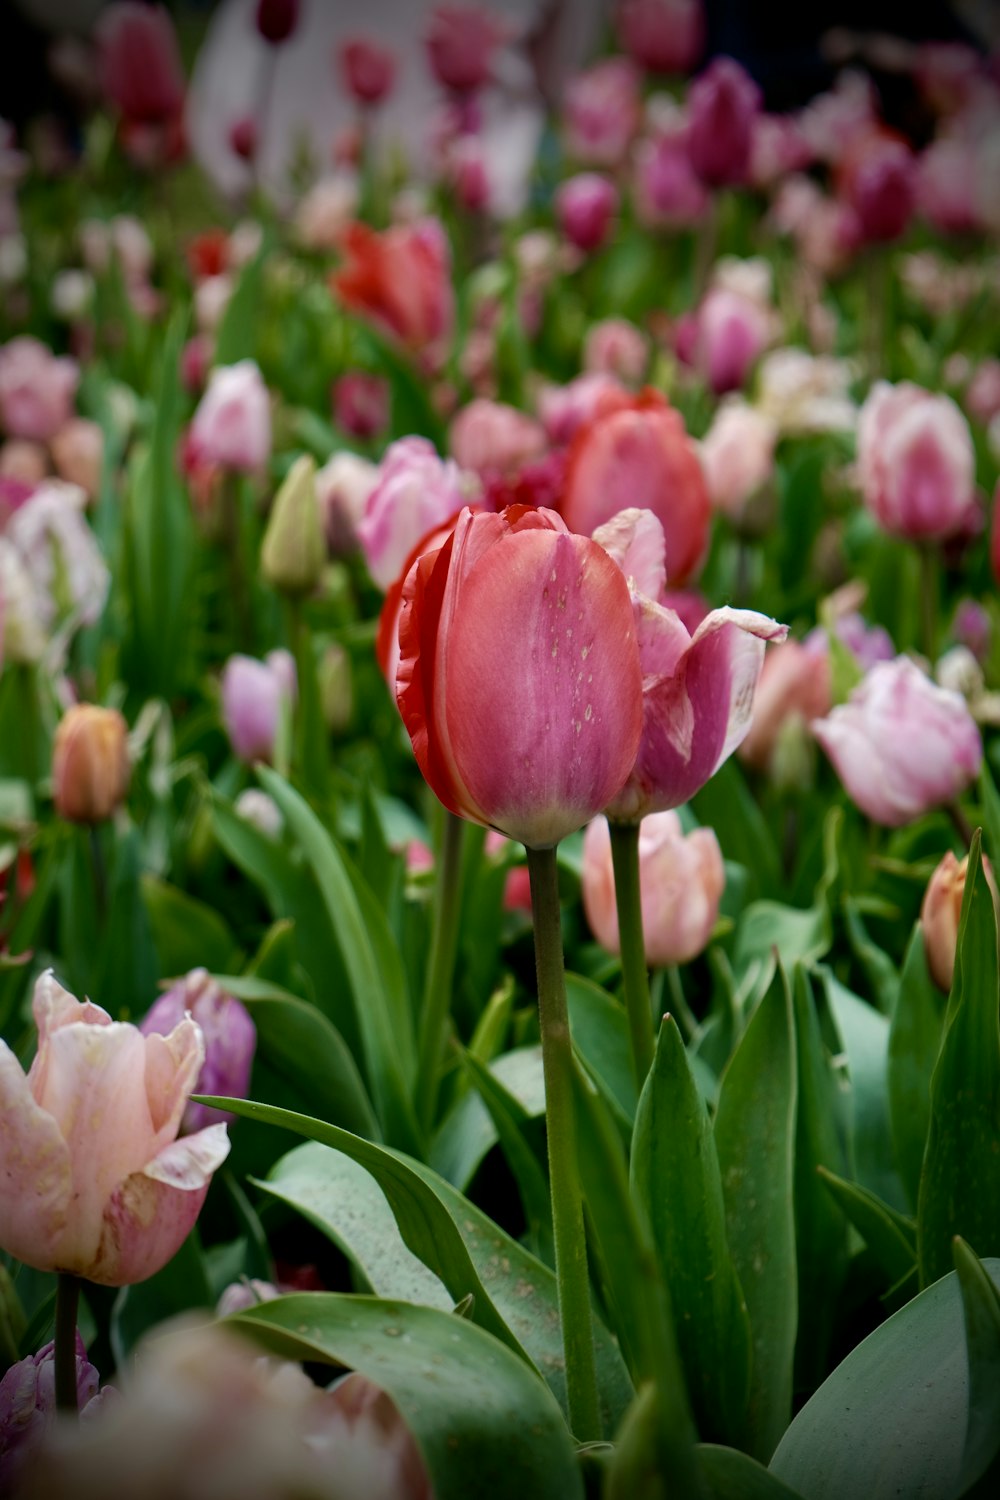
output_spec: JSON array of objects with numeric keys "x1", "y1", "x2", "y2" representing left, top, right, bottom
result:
[
  {"x1": 331, "y1": 219, "x2": 454, "y2": 363},
  {"x1": 0, "y1": 440, "x2": 47, "y2": 487},
  {"x1": 738, "y1": 637, "x2": 832, "y2": 775},
  {"x1": 339, "y1": 37, "x2": 397, "y2": 107},
  {"x1": 812, "y1": 656, "x2": 983, "y2": 827},
  {"x1": 699, "y1": 399, "x2": 777, "y2": 521},
  {"x1": 536, "y1": 372, "x2": 627, "y2": 446},
  {"x1": 332, "y1": 372, "x2": 389, "y2": 440},
  {"x1": 221, "y1": 650, "x2": 297, "y2": 764},
  {"x1": 0, "y1": 539, "x2": 46, "y2": 664},
  {"x1": 616, "y1": 0, "x2": 705, "y2": 74},
  {"x1": 448, "y1": 398, "x2": 547, "y2": 477},
  {"x1": 0, "y1": 1335, "x2": 109, "y2": 1491},
  {"x1": 633, "y1": 130, "x2": 710, "y2": 228},
  {"x1": 260, "y1": 455, "x2": 326, "y2": 598},
  {"x1": 188, "y1": 361, "x2": 271, "y2": 476},
  {"x1": 395, "y1": 504, "x2": 643, "y2": 849},
  {"x1": 966, "y1": 359, "x2": 1000, "y2": 429},
  {"x1": 562, "y1": 57, "x2": 641, "y2": 168},
  {"x1": 952, "y1": 599, "x2": 991, "y2": 662},
  {"x1": 50, "y1": 418, "x2": 103, "y2": 500},
  {"x1": 921, "y1": 850, "x2": 996, "y2": 992},
  {"x1": 140, "y1": 969, "x2": 256, "y2": 1134},
  {"x1": 686, "y1": 56, "x2": 761, "y2": 188},
  {"x1": 357, "y1": 436, "x2": 474, "y2": 591},
  {"x1": 560, "y1": 389, "x2": 711, "y2": 588},
  {"x1": 857, "y1": 380, "x2": 978, "y2": 542},
  {"x1": 583, "y1": 810, "x2": 724, "y2": 965},
  {"x1": 918, "y1": 138, "x2": 982, "y2": 235},
  {"x1": 755, "y1": 347, "x2": 858, "y2": 436},
  {"x1": 0, "y1": 337, "x2": 78, "y2": 443},
  {"x1": 315, "y1": 450, "x2": 379, "y2": 555},
  {"x1": 5, "y1": 480, "x2": 110, "y2": 632},
  {"x1": 841, "y1": 132, "x2": 916, "y2": 244},
  {"x1": 52, "y1": 705, "x2": 130, "y2": 825},
  {"x1": 228, "y1": 115, "x2": 258, "y2": 162},
  {"x1": 295, "y1": 175, "x2": 360, "y2": 251},
  {"x1": 95, "y1": 3, "x2": 185, "y2": 126},
  {"x1": 582, "y1": 319, "x2": 647, "y2": 385},
  {"x1": 425, "y1": 4, "x2": 506, "y2": 94},
  {"x1": 689, "y1": 285, "x2": 773, "y2": 395},
  {"x1": 0, "y1": 972, "x2": 230, "y2": 1285},
  {"x1": 255, "y1": 0, "x2": 300, "y2": 45}
]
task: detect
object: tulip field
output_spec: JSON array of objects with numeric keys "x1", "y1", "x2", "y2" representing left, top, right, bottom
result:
[{"x1": 3, "y1": 0, "x2": 1000, "y2": 1495}]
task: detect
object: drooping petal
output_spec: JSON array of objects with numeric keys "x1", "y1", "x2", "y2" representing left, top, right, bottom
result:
[{"x1": 0, "y1": 1043, "x2": 71, "y2": 1272}]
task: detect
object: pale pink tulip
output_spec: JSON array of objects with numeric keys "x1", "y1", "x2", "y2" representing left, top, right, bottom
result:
[
  {"x1": 50, "y1": 419, "x2": 103, "y2": 499},
  {"x1": 5, "y1": 480, "x2": 109, "y2": 630},
  {"x1": 583, "y1": 810, "x2": 724, "y2": 964},
  {"x1": 857, "y1": 380, "x2": 978, "y2": 542},
  {"x1": 812, "y1": 656, "x2": 982, "y2": 826},
  {"x1": 699, "y1": 399, "x2": 777, "y2": 520},
  {"x1": 357, "y1": 436, "x2": 475, "y2": 590},
  {"x1": 315, "y1": 450, "x2": 379, "y2": 555},
  {"x1": 563, "y1": 57, "x2": 641, "y2": 167},
  {"x1": 0, "y1": 338, "x2": 78, "y2": 443},
  {"x1": 221, "y1": 650, "x2": 297, "y2": 764},
  {"x1": 188, "y1": 360, "x2": 271, "y2": 475},
  {"x1": 918, "y1": 138, "x2": 982, "y2": 235},
  {"x1": 0, "y1": 973, "x2": 229, "y2": 1285},
  {"x1": 448, "y1": 398, "x2": 546, "y2": 477},
  {"x1": 584, "y1": 319, "x2": 648, "y2": 384},
  {"x1": 632, "y1": 130, "x2": 710, "y2": 228}
]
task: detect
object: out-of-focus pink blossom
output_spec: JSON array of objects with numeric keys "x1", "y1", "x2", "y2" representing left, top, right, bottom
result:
[
  {"x1": 699, "y1": 399, "x2": 777, "y2": 520},
  {"x1": 449, "y1": 398, "x2": 546, "y2": 477},
  {"x1": 425, "y1": 4, "x2": 506, "y2": 94},
  {"x1": 50, "y1": 419, "x2": 103, "y2": 500},
  {"x1": 857, "y1": 380, "x2": 978, "y2": 542},
  {"x1": 0, "y1": 338, "x2": 78, "y2": 443},
  {"x1": 840, "y1": 131, "x2": 916, "y2": 244},
  {"x1": 952, "y1": 598, "x2": 991, "y2": 663},
  {"x1": 687, "y1": 283, "x2": 774, "y2": 395},
  {"x1": 294, "y1": 174, "x2": 360, "y2": 251},
  {"x1": 562, "y1": 57, "x2": 641, "y2": 167},
  {"x1": 140, "y1": 970, "x2": 256, "y2": 1134},
  {"x1": 797, "y1": 69, "x2": 877, "y2": 166},
  {"x1": 686, "y1": 56, "x2": 761, "y2": 187},
  {"x1": 584, "y1": 319, "x2": 648, "y2": 384},
  {"x1": 188, "y1": 361, "x2": 271, "y2": 476},
  {"x1": 96, "y1": 3, "x2": 185, "y2": 126},
  {"x1": 918, "y1": 137, "x2": 982, "y2": 234},
  {"x1": 221, "y1": 650, "x2": 297, "y2": 764},
  {"x1": 633, "y1": 129, "x2": 710, "y2": 228},
  {"x1": 749, "y1": 112, "x2": 813, "y2": 187},
  {"x1": 180, "y1": 334, "x2": 213, "y2": 394},
  {"x1": 5, "y1": 480, "x2": 109, "y2": 631},
  {"x1": 616, "y1": 0, "x2": 704, "y2": 75},
  {"x1": 339, "y1": 37, "x2": 397, "y2": 107},
  {"x1": 914, "y1": 41, "x2": 984, "y2": 117},
  {"x1": 332, "y1": 372, "x2": 389, "y2": 441},
  {"x1": 332, "y1": 218, "x2": 453, "y2": 365},
  {"x1": 228, "y1": 115, "x2": 257, "y2": 162},
  {"x1": 583, "y1": 810, "x2": 724, "y2": 965},
  {"x1": 813, "y1": 655, "x2": 982, "y2": 826},
  {"x1": 739, "y1": 636, "x2": 832, "y2": 774},
  {"x1": 0, "y1": 440, "x2": 48, "y2": 487},
  {"x1": 769, "y1": 174, "x2": 861, "y2": 278},
  {"x1": 555, "y1": 173, "x2": 619, "y2": 254},
  {"x1": 357, "y1": 435, "x2": 475, "y2": 590},
  {"x1": 536, "y1": 373, "x2": 627, "y2": 446},
  {"x1": 443, "y1": 133, "x2": 491, "y2": 212},
  {"x1": 0, "y1": 1335, "x2": 110, "y2": 1492},
  {"x1": 966, "y1": 359, "x2": 1000, "y2": 428}
]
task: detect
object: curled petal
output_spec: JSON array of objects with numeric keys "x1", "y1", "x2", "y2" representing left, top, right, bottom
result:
[{"x1": 592, "y1": 507, "x2": 666, "y2": 601}]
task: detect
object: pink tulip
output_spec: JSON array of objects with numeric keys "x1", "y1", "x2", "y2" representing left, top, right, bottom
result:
[
  {"x1": 0, "y1": 973, "x2": 229, "y2": 1285},
  {"x1": 449, "y1": 398, "x2": 546, "y2": 477},
  {"x1": 562, "y1": 57, "x2": 641, "y2": 167},
  {"x1": 140, "y1": 970, "x2": 256, "y2": 1134},
  {"x1": 686, "y1": 56, "x2": 761, "y2": 188},
  {"x1": 535, "y1": 372, "x2": 627, "y2": 446},
  {"x1": 857, "y1": 380, "x2": 978, "y2": 542},
  {"x1": 357, "y1": 436, "x2": 474, "y2": 590},
  {"x1": 315, "y1": 450, "x2": 379, "y2": 555},
  {"x1": 699, "y1": 399, "x2": 777, "y2": 521},
  {"x1": 966, "y1": 359, "x2": 1000, "y2": 428},
  {"x1": 633, "y1": 131, "x2": 709, "y2": 228},
  {"x1": 221, "y1": 650, "x2": 297, "y2": 763},
  {"x1": 395, "y1": 504, "x2": 643, "y2": 848},
  {"x1": 583, "y1": 810, "x2": 724, "y2": 965},
  {"x1": 920, "y1": 850, "x2": 996, "y2": 991},
  {"x1": 616, "y1": 0, "x2": 704, "y2": 75},
  {"x1": 0, "y1": 439, "x2": 48, "y2": 487},
  {"x1": 0, "y1": 337, "x2": 78, "y2": 443},
  {"x1": 95, "y1": 3, "x2": 185, "y2": 125},
  {"x1": 5, "y1": 480, "x2": 109, "y2": 631},
  {"x1": 691, "y1": 285, "x2": 773, "y2": 395},
  {"x1": 425, "y1": 4, "x2": 506, "y2": 94},
  {"x1": 841, "y1": 131, "x2": 916, "y2": 244},
  {"x1": 737, "y1": 636, "x2": 832, "y2": 774},
  {"x1": 812, "y1": 656, "x2": 982, "y2": 827},
  {"x1": 555, "y1": 173, "x2": 619, "y2": 254},
  {"x1": 584, "y1": 319, "x2": 648, "y2": 384},
  {"x1": 188, "y1": 361, "x2": 271, "y2": 475},
  {"x1": 749, "y1": 113, "x2": 813, "y2": 188},
  {"x1": 339, "y1": 37, "x2": 397, "y2": 107},
  {"x1": 593, "y1": 508, "x2": 786, "y2": 820},
  {"x1": 50, "y1": 418, "x2": 103, "y2": 499},
  {"x1": 918, "y1": 138, "x2": 982, "y2": 235}
]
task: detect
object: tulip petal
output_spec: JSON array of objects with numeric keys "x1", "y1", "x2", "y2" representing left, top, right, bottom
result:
[
  {"x1": 687, "y1": 606, "x2": 790, "y2": 765},
  {"x1": 142, "y1": 1018, "x2": 206, "y2": 1146},
  {"x1": 592, "y1": 507, "x2": 666, "y2": 601},
  {"x1": 0, "y1": 1043, "x2": 71, "y2": 1271}
]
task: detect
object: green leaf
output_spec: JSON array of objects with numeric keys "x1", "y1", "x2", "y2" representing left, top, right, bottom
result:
[
  {"x1": 630, "y1": 1016, "x2": 751, "y2": 1445},
  {"x1": 953, "y1": 1238, "x2": 1000, "y2": 1494},
  {"x1": 458, "y1": 1048, "x2": 553, "y2": 1261},
  {"x1": 229, "y1": 1294, "x2": 583, "y2": 1500},
  {"x1": 977, "y1": 758, "x2": 1000, "y2": 871},
  {"x1": 887, "y1": 925, "x2": 946, "y2": 1211},
  {"x1": 918, "y1": 831, "x2": 1000, "y2": 1287},
  {"x1": 792, "y1": 967, "x2": 850, "y2": 1389},
  {"x1": 699, "y1": 1445, "x2": 806, "y2": 1499},
  {"x1": 734, "y1": 902, "x2": 831, "y2": 978},
  {"x1": 769, "y1": 1259, "x2": 1000, "y2": 1500},
  {"x1": 842, "y1": 899, "x2": 899, "y2": 1017},
  {"x1": 566, "y1": 971, "x2": 638, "y2": 1127},
  {"x1": 253, "y1": 1137, "x2": 633, "y2": 1435},
  {"x1": 816, "y1": 1169, "x2": 916, "y2": 1291},
  {"x1": 256, "y1": 768, "x2": 420, "y2": 1154},
  {"x1": 214, "y1": 239, "x2": 267, "y2": 366},
  {"x1": 715, "y1": 964, "x2": 798, "y2": 1462},
  {"x1": 431, "y1": 1046, "x2": 545, "y2": 1190},
  {"x1": 210, "y1": 975, "x2": 380, "y2": 1140},
  {"x1": 142, "y1": 876, "x2": 242, "y2": 979}
]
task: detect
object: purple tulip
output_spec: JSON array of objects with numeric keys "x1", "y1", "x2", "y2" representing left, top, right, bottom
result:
[
  {"x1": 221, "y1": 649, "x2": 296, "y2": 764},
  {"x1": 0, "y1": 1335, "x2": 110, "y2": 1490},
  {"x1": 140, "y1": 969, "x2": 256, "y2": 1133}
]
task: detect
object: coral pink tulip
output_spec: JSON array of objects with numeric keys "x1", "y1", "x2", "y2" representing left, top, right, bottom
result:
[
  {"x1": 357, "y1": 436, "x2": 474, "y2": 591},
  {"x1": 686, "y1": 57, "x2": 761, "y2": 187},
  {"x1": 583, "y1": 810, "x2": 724, "y2": 965},
  {"x1": 812, "y1": 656, "x2": 982, "y2": 827},
  {"x1": 0, "y1": 973, "x2": 229, "y2": 1285},
  {"x1": 332, "y1": 219, "x2": 454, "y2": 363},
  {"x1": 188, "y1": 361, "x2": 271, "y2": 475},
  {"x1": 616, "y1": 0, "x2": 705, "y2": 75},
  {"x1": 95, "y1": 3, "x2": 185, "y2": 125},
  {"x1": 395, "y1": 504, "x2": 643, "y2": 848},
  {"x1": 560, "y1": 389, "x2": 710, "y2": 588},
  {"x1": 0, "y1": 337, "x2": 78, "y2": 443},
  {"x1": 857, "y1": 380, "x2": 978, "y2": 542},
  {"x1": 594, "y1": 508, "x2": 786, "y2": 820},
  {"x1": 339, "y1": 38, "x2": 397, "y2": 107}
]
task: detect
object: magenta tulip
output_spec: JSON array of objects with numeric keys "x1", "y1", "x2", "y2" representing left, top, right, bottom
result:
[
  {"x1": 0, "y1": 973, "x2": 230, "y2": 1286},
  {"x1": 96, "y1": 3, "x2": 185, "y2": 126},
  {"x1": 812, "y1": 656, "x2": 983, "y2": 827},
  {"x1": 686, "y1": 57, "x2": 761, "y2": 188},
  {"x1": 221, "y1": 649, "x2": 297, "y2": 764},
  {"x1": 555, "y1": 173, "x2": 619, "y2": 254},
  {"x1": 616, "y1": 0, "x2": 705, "y2": 75},
  {"x1": 395, "y1": 504, "x2": 643, "y2": 848},
  {"x1": 562, "y1": 57, "x2": 641, "y2": 168}
]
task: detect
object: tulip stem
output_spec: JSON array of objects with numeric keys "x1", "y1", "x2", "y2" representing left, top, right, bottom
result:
[
  {"x1": 415, "y1": 809, "x2": 466, "y2": 1135},
  {"x1": 609, "y1": 820, "x2": 655, "y2": 1089},
  {"x1": 526, "y1": 843, "x2": 601, "y2": 1443},
  {"x1": 54, "y1": 1273, "x2": 81, "y2": 1416},
  {"x1": 89, "y1": 825, "x2": 108, "y2": 927},
  {"x1": 919, "y1": 543, "x2": 939, "y2": 662}
]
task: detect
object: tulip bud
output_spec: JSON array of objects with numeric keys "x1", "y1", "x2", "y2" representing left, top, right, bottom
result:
[
  {"x1": 319, "y1": 641, "x2": 354, "y2": 735},
  {"x1": 260, "y1": 454, "x2": 326, "y2": 597},
  {"x1": 140, "y1": 969, "x2": 256, "y2": 1133},
  {"x1": 255, "y1": 0, "x2": 299, "y2": 45},
  {"x1": 0, "y1": 1334, "x2": 109, "y2": 1491},
  {"x1": 52, "y1": 704, "x2": 130, "y2": 824},
  {"x1": 921, "y1": 849, "x2": 996, "y2": 992}
]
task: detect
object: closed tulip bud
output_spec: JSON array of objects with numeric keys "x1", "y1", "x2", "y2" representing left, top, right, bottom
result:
[
  {"x1": 555, "y1": 173, "x2": 619, "y2": 254},
  {"x1": 921, "y1": 850, "x2": 997, "y2": 992},
  {"x1": 583, "y1": 810, "x2": 724, "y2": 965},
  {"x1": 0, "y1": 1335, "x2": 110, "y2": 1491},
  {"x1": 52, "y1": 704, "x2": 130, "y2": 824},
  {"x1": 842, "y1": 132, "x2": 916, "y2": 244},
  {"x1": 140, "y1": 969, "x2": 256, "y2": 1134},
  {"x1": 260, "y1": 454, "x2": 325, "y2": 597},
  {"x1": 686, "y1": 56, "x2": 761, "y2": 188},
  {"x1": 339, "y1": 37, "x2": 397, "y2": 107},
  {"x1": 319, "y1": 641, "x2": 354, "y2": 735}
]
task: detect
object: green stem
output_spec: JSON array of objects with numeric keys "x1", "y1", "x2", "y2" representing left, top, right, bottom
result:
[
  {"x1": 526, "y1": 844, "x2": 601, "y2": 1442},
  {"x1": 54, "y1": 1274, "x2": 81, "y2": 1415},
  {"x1": 223, "y1": 472, "x2": 253, "y2": 651},
  {"x1": 919, "y1": 543, "x2": 939, "y2": 663},
  {"x1": 415, "y1": 810, "x2": 466, "y2": 1135},
  {"x1": 89, "y1": 825, "x2": 108, "y2": 928},
  {"x1": 609, "y1": 820, "x2": 655, "y2": 1089}
]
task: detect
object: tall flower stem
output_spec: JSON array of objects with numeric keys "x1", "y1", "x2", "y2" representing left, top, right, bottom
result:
[
  {"x1": 919, "y1": 542, "x2": 939, "y2": 663},
  {"x1": 54, "y1": 1273, "x2": 81, "y2": 1415},
  {"x1": 526, "y1": 844, "x2": 601, "y2": 1442},
  {"x1": 415, "y1": 809, "x2": 466, "y2": 1135},
  {"x1": 609, "y1": 819, "x2": 654, "y2": 1089}
]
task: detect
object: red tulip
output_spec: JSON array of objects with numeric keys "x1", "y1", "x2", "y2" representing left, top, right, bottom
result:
[
  {"x1": 331, "y1": 219, "x2": 454, "y2": 362},
  {"x1": 395, "y1": 505, "x2": 643, "y2": 848}
]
